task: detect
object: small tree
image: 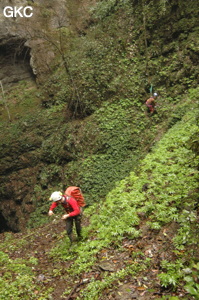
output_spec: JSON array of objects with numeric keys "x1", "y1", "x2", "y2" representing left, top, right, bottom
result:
[
  {"x1": 0, "y1": 81, "x2": 11, "y2": 122},
  {"x1": 17, "y1": 0, "x2": 88, "y2": 116}
]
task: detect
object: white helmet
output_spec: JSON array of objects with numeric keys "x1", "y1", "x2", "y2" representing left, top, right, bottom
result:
[
  {"x1": 153, "y1": 92, "x2": 158, "y2": 97},
  {"x1": 49, "y1": 191, "x2": 62, "y2": 202}
]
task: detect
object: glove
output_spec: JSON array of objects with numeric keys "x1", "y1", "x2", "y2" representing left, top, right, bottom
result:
[
  {"x1": 61, "y1": 214, "x2": 69, "y2": 220},
  {"x1": 48, "y1": 210, "x2": 54, "y2": 216}
]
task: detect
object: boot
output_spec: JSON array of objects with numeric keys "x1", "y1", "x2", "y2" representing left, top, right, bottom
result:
[
  {"x1": 68, "y1": 234, "x2": 73, "y2": 245},
  {"x1": 77, "y1": 234, "x2": 82, "y2": 242}
]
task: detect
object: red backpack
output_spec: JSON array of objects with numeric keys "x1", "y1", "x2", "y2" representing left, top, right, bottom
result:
[{"x1": 64, "y1": 186, "x2": 86, "y2": 207}]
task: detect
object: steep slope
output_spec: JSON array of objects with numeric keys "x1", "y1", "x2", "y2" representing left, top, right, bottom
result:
[
  {"x1": 1, "y1": 0, "x2": 199, "y2": 232},
  {"x1": 0, "y1": 0, "x2": 198, "y2": 298},
  {"x1": 0, "y1": 91, "x2": 198, "y2": 299}
]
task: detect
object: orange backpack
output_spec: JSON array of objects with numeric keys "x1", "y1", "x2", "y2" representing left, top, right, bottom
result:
[{"x1": 64, "y1": 186, "x2": 86, "y2": 207}]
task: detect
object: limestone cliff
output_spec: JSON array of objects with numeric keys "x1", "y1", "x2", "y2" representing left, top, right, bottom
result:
[{"x1": 0, "y1": 0, "x2": 71, "y2": 87}]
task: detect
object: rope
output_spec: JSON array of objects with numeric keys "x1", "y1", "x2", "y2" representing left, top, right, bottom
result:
[{"x1": 149, "y1": 83, "x2": 153, "y2": 95}]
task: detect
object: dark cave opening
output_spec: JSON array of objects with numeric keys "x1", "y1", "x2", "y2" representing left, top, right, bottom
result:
[
  {"x1": 0, "y1": 38, "x2": 36, "y2": 87},
  {"x1": 0, "y1": 212, "x2": 10, "y2": 233}
]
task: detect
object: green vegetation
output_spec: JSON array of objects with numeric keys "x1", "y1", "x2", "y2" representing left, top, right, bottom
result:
[
  {"x1": 31, "y1": 0, "x2": 199, "y2": 207},
  {"x1": 0, "y1": 251, "x2": 53, "y2": 299},
  {"x1": 50, "y1": 102, "x2": 198, "y2": 298},
  {"x1": 1, "y1": 99, "x2": 198, "y2": 298},
  {"x1": 0, "y1": 0, "x2": 199, "y2": 298}
]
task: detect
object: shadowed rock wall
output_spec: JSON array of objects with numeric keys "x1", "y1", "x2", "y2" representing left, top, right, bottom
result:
[{"x1": 0, "y1": 0, "x2": 69, "y2": 88}]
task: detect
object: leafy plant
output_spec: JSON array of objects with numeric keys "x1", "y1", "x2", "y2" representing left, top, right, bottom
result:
[
  {"x1": 184, "y1": 263, "x2": 199, "y2": 299},
  {"x1": 158, "y1": 260, "x2": 184, "y2": 288},
  {"x1": 0, "y1": 251, "x2": 53, "y2": 299}
]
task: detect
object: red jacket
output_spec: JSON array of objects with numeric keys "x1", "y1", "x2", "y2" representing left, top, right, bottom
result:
[{"x1": 49, "y1": 195, "x2": 80, "y2": 217}]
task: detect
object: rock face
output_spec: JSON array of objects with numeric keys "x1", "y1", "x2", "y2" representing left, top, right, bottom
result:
[
  {"x1": 0, "y1": 0, "x2": 69, "y2": 88},
  {"x1": 0, "y1": 1, "x2": 33, "y2": 87},
  {"x1": 0, "y1": 37, "x2": 34, "y2": 87}
]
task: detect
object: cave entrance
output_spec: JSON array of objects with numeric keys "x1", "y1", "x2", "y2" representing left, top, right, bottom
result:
[
  {"x1": 0, "y1": 38, "x2": 36, "y2": 88},
  {"x1": 0, "y1": 212, "x2": 10, "y2": 233}
]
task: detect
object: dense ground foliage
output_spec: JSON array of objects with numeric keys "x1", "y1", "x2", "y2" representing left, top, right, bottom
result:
[
  {"x1": 0, "y1": 0, "x2": 199, "y2": 298},
  {"x1": 0, "y1": 89, "x2": 198, "y2": 299}
]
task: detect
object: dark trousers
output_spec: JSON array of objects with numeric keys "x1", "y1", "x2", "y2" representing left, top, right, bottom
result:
[{"x1": 65, "y1": 214, "x2": 82, "y2": 243}]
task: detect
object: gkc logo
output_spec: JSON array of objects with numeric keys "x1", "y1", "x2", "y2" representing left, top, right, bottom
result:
[{"x1": 3, "y1": 6, "x2": 33, "y2": 18}]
